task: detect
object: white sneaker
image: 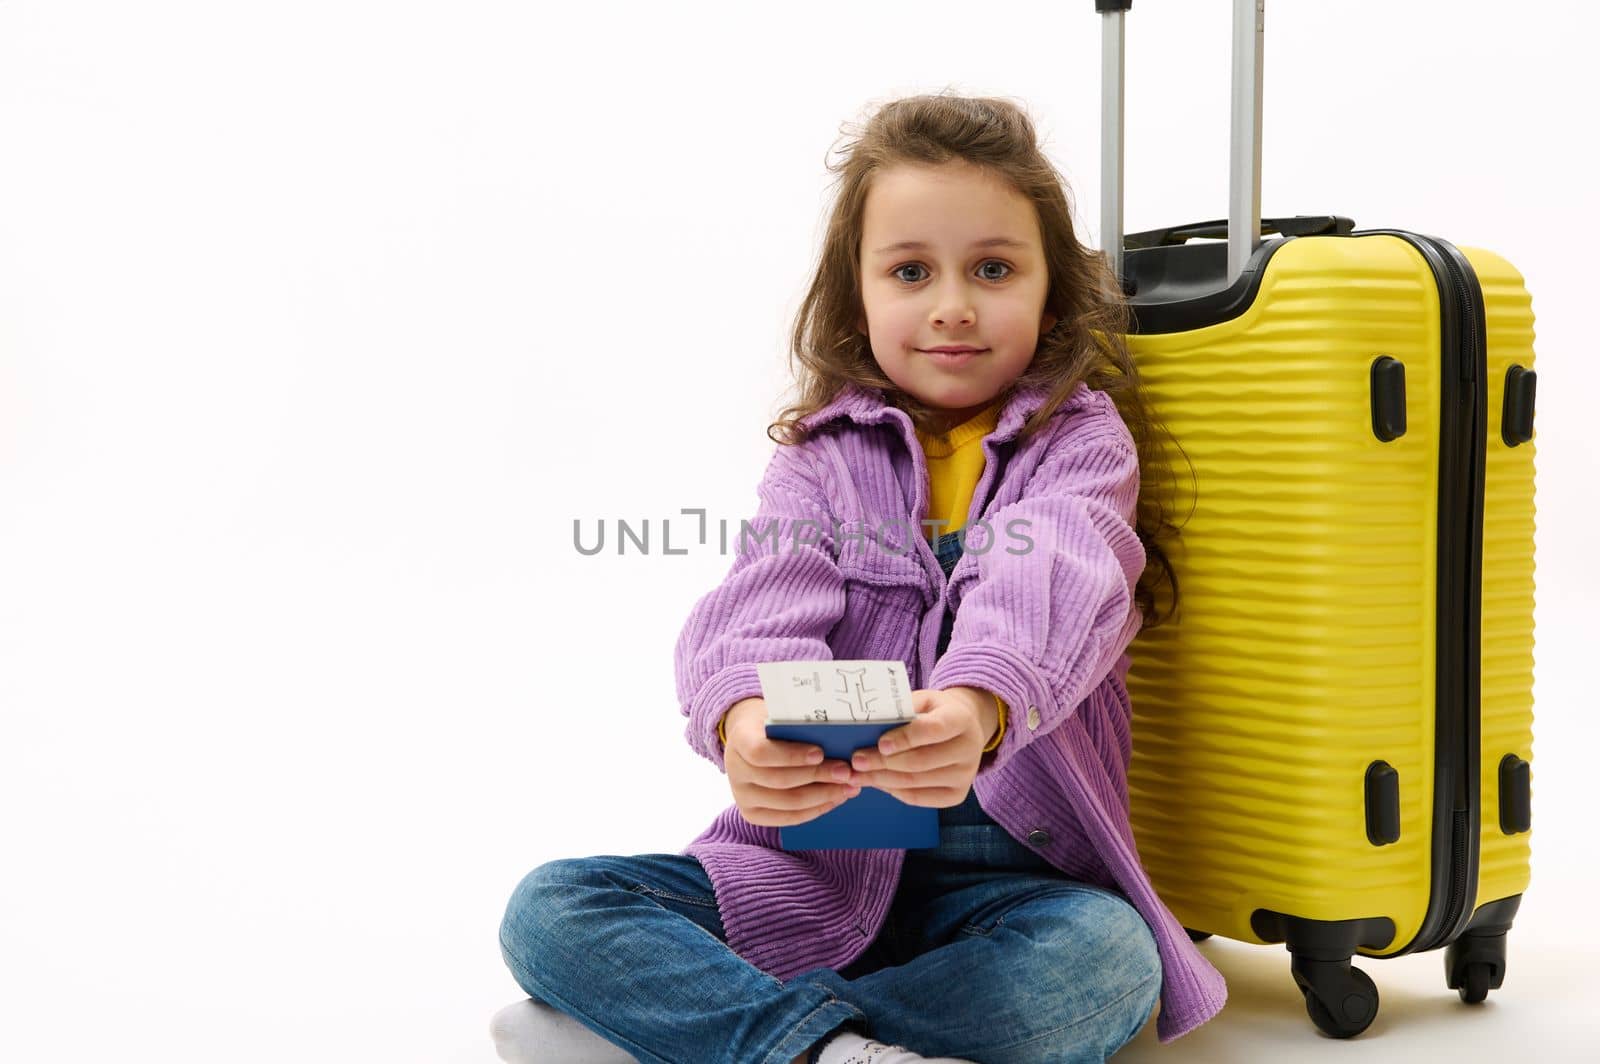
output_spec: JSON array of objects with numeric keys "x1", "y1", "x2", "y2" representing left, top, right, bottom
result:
[
  {"x1": 489, "y1": 999, "x2": 634, "y2": 1064},
  {"x1": 812, "y1": 1028, "x2": 978, "y2": 1064}
]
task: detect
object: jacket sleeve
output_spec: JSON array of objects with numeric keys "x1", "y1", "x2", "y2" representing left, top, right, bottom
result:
[
  {"x1": 927, "y1": 416, "x2": 1145, "y2": 776},
  {"x1": 674, "y1": 441, "x2": 846, "y2": 773}
]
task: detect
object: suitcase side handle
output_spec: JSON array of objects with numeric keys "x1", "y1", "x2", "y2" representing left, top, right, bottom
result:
[{"x1": 1097, "y1": 0, "x2": 1265, "y2": 289}]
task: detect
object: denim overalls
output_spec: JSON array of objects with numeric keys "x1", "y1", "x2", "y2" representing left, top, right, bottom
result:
[{"x1": 918, "y1": 527, "x2": 1053, "y2": 858}]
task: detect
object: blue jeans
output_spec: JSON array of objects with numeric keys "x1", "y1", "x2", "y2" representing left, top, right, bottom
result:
[
  {"x1": 498, "y1": 786, "x2": 1161, "y2": 1063},
  {"x1": 496, "y1": 530, "x2": 1162, "y2": 1062}
]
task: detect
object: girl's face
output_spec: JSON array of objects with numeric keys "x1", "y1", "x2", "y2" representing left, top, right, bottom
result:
[{"x1": 857, "y1": 160, "x2": 1057, "y2": 434}]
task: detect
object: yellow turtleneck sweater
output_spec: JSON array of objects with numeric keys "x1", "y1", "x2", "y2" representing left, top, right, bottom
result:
[
  {"x1": 915, "y1": 399, "x2": 1002, "y2": 542},
  {"x1": 717, "y1": 399, "x2": 1009, "y2": 754}
]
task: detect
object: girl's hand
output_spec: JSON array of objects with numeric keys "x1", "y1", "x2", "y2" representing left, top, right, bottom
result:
[
  {"x1": 722, "y1": 697, "x2": 863, "y2": 827},
  {"x1": 846, "y1": 687, "x2": 996, "y2": 808}
]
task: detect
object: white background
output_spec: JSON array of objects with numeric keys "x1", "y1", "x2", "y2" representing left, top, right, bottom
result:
[{"x1": 2, "y1": 1, "x2": 1596, "y2": 1061}]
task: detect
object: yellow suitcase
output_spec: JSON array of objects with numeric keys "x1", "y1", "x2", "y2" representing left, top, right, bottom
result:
[{"x1": 1096, "y1": 1, "x2": 1537, "y2": 1038}]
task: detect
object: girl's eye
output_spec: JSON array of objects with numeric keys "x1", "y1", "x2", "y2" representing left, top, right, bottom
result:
[{"x1": 892, "y1": 260, "x2": 1013, "y2": 284}]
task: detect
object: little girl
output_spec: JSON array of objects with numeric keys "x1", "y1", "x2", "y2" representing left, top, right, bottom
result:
[{"x1": 497, "y1": 92, "x2": 1226, "y2": 1063}]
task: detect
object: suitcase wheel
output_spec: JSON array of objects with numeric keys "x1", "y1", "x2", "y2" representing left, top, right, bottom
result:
[
  {"x1": 1290, "y1": 956, "x2": 1379, "y2": 1038},
  {"x1": 1445, "y1": 930, "x2": 1508, "y2": 1005},
  {"x1": 1457, "y1": 964, "x2": 1492, "y2": 1004}
]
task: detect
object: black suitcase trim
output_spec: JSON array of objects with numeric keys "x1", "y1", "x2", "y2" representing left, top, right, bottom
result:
[
  {"x1": 1121, "y1": 238, "x2": 1282, "y2": 334},
  {"x1": 1358, "y1": 230, "x2": 1486, "y2": 957}
]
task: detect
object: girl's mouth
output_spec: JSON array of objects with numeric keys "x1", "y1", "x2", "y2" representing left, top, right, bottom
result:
[{"x1": 920, "y1": 349, "x2": 986, "y2": 368}]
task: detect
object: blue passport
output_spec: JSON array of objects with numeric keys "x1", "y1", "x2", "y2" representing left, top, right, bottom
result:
[
  {"x1": 764, "y1": 720, "x2": 941, "y2": 850},
  {"x1": 756, "y1": 659, "x2": 940, "y2": 851}
]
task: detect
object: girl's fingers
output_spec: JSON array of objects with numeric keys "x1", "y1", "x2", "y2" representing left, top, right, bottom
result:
[
  {"x1": 744, "y1": 740, "x2": 828, "y2": 770},
  {"x1": 744, "y1": 777, "x2": 860, "y2": 810},
  {"x1": 733, "y1": 750, "x2": 856, "y2": 789},
  {"x1": 856, "y1": 772, "x2": 947, "y2": 792},
  {"x1": 856, "y1": 739, "x2": 966, "y2": 775},
  {"x1": 752, "y1": 790, "x2": 858, "y2": 826},
  {"x1": 866, "y1": 784, "x2": 966, "y2": 808},
  {"x1": 797, "y1": 796, "x2": 850, "y2": 825},
  {"x1": 854, "y1": 750, "x2": 964, "y2": 785}
]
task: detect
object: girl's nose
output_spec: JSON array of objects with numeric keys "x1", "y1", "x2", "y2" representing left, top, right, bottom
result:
[{"x1": 932, "y1": 308, "x2": 975, "y2": 327}]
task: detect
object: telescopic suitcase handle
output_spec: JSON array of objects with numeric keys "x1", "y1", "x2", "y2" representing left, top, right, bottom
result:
[{"x1": 1096, "y1": 0, "x2": 1265, "y2": 287}]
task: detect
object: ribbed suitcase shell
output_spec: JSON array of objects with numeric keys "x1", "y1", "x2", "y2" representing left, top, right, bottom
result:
[{"x1": 1122, "y1": 233, "x2": 1534, "y2": 956}]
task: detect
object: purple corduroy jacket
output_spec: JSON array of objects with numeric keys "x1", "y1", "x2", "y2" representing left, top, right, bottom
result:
[{"x1": 673, "y1": 378, "x2": 1226, "y2": 1043}]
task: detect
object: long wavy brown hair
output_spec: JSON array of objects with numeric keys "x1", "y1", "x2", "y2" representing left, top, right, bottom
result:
[{"x1": 767, "y1": 90, "x2": 1193, "y2": 629}]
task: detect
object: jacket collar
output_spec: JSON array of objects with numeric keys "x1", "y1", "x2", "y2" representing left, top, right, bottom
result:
[{"x1": 797, "y1": 379, "x2": 1085, "y2": 448}]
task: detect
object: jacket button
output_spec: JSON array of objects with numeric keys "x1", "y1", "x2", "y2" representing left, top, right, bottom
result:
[
  {"x1": 1026, "y1": 705, "x2": 1041, "y2": 730},
  {"x1": 1027, "y1": 828, "x2": 1051, "y2": 846}
]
